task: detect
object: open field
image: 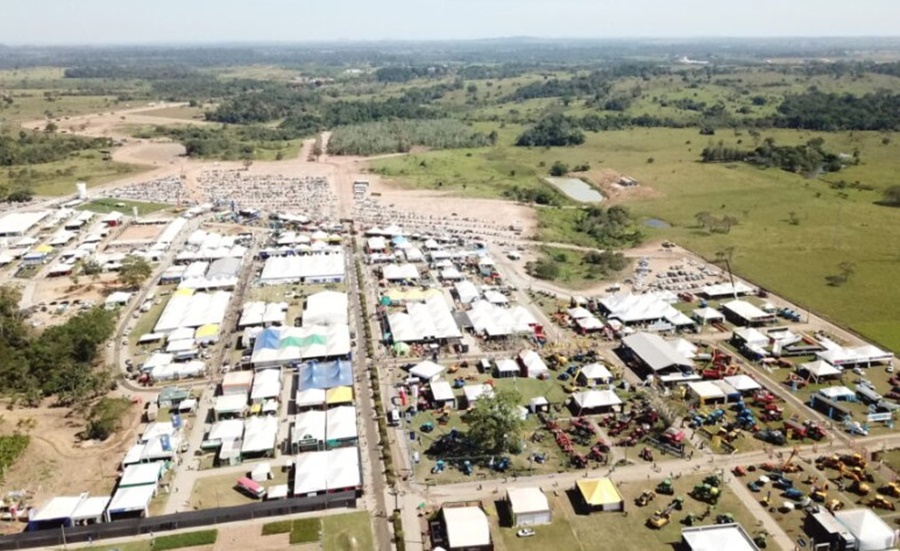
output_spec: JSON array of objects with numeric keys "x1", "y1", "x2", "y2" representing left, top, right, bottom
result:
[
  {"x1": 188, "y1": 470, "x2": 290, "y2": 510},
  {"x1": 0, "y1": 154, "x2": 149, "y2": 197}
]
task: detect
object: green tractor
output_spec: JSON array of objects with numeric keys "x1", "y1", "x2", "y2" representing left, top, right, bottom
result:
[
  {"x1": 656, "y1": 478, "x2": 675, "y2": 495},
  {"x1": 715, "y1": 513, "x2": 735, "y2": 524},
  {"x1": 691, "y1": 483, "x2": 721, "y2": 505},
  {"x1": 754, "y1": 532, "x2": 769, "y2": 549},
  {"x1": 703, "y1": 474, "x2": 722, "y2": 487}
]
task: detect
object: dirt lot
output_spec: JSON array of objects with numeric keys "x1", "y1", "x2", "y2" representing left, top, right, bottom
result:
[
  {"x1": 0, "y1": 399, "x2": 142, "y2": 528},
  {"x1": 25, "y1": 274, "x2": 121, "y2": 326},
  {"x1": 113, "y1": 222, "x2": 167, "y2": 244},
  {"x1": 579, "y1": 168, "x2": 662, "y2": 205}
]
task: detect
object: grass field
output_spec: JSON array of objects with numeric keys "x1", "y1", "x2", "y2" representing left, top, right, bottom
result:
[
  {"x1": 260, "y1": 512, "x2": 374, "y2": 550},
  {"x1": 78, "y1": 198, "x2": 171, "y2": 216},
  {"x1": 0, "y1": 153, "x2": 148, "y2": 197},
  {"x1": 373, "y1": 127, "x2": 900, "y2": 352},
  {"x1": 486, "y1": 473, "x2": 761, "y2": 551},
  {"x1": 91, "y1": 529, "x2": 217, "y2": 551}
]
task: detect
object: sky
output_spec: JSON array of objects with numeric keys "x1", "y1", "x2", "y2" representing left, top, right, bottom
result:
[{"x1": 1, "y1": 0, "x2": 897, "y2": 45}]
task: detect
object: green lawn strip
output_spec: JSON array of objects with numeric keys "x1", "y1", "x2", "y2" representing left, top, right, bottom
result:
[
  {"x1": 289, "y1": 518, "x2": 322, "y2": 544},
  {"x1": 261, "y1": 519, "x2": 293, "y2": 535},
  {"x1": 153, "y1": 529, "x2": 218, "y2": 551},
  {"x1": 322, "y1": 511, "x2": 375, "y2": 551}
]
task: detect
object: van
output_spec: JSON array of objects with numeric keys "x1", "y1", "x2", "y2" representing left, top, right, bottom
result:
[
  {"x1": 388, "y1": 409, "x2": 401, "y2": 426},
  {"x1": 236, "y1": 477, "x2": 266, "y2": 499}
]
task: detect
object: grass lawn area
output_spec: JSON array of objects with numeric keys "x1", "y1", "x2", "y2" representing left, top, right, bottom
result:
[
  {"x1": 322, "y1": 511, "x2": 375, "y2": 551},
  {"x1": 188, "y1": 469, "x2": 289, "y2": 510},
  {"x1": 259, "y1": 512, "x2": 373, "y2": 550},
  {"x1": 372, "y1": 127, "x2": 900, "y2": 353},
  {"x1": 1, "y1": 154, "x2": 148, "y2": 197},
  {"x1": 488, "y1": 473, "x2": 762, "y2": 551},
  {"x1": 79, "y1": 197, "x2": 171, "y2": 216}
]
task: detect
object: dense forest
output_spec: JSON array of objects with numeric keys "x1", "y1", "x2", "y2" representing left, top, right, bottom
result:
[
  {"x1": 0, "y1": 131, "x2": 112, "y2": 166},
  {"x1": 516, "y1": 114, "x2": 586, "y2": 147},
  {"x1": 0, "y1": 286, "x2": 116, "y2": 407},
  {"x1": 773, "y1": 90, "x2": 900, "y2": 131}
]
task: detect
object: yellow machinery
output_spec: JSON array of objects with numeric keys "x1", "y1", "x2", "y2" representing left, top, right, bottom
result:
[
  {"x1": 636, "y1": 490, "x2": 656, "y2": 507},
  {"x1": 869, "y1": 495, "x2": 896, "y2": 511},
  {"x1": 826, "y1": 499, "x2": 844, "y2": 512},
  {"x1": 781, "y1": 447, "x2": 801, "y2": 473}
]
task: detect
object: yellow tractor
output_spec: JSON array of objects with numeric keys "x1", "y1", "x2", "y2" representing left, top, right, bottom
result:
[
  {"x1": 636, "y1": 490, "x2": 656, "y2": 507},
  {"x1": 869, "y1": 495, "x2": 896, "y2": 511},
  {"x1": 647, "y1": 511, "x2": 671, "y2": 529},
  {"x1": 826, "y1": 499, "x2": 844, "y2": 512},
  {"x1": 849, "y1": 480, "x2": 871, "y2": 496}
]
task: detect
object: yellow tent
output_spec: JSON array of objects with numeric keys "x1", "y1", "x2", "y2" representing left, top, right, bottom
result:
[
  {"x1": 33, "y1": 244, "x2": 53, "y2": 254},
  {"x1": 576, "y1": 478, "x2": 624, "y2": 511},
  {"x1": 195, "y1": 324, "x2": 219, "y2": 340},
  {"x1": 325, "y1": 386, "x2": 354, "y2": 405},
  {"x1": 174, "y1": 288, "x2": 195, "y2": 297}
]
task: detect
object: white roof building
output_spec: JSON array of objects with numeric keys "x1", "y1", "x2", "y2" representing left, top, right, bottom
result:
[
  {"x1": 239, "y1": 301, "x2": 288, "y2": 327},
  {"x1": 579, "y1": 363, "x2": 613, "y2": 384},
  {"x1": 241, "y1": 415, "x2": 279, "y2": 455},
  {"x1": 154, "y1": 290, "x2": 231, "y2": 333},
  {"x1": 621, "y1": 332, "x2": 695, "y2": 374},
  {"x1": 495, "y1": 358, "x2": 519, "y2": 376},
  {"x1": 303, "y1": 291, "x2": 348, "y2": 326},
  {"x1": 454, "y1": 280, "x2": 479, "y2": 304},
  {"x1": 383, "y1": 263, "x2": 420, "y2": 281},
  {"x1": 600, "y1": 292, "x2": 695, "y2": 326},
  {"x1": 0, "y1": 211, "x2": 49, "y2": 237},
  {"x1": 120, "y1": 462, "x2": 164, "y2": 488},
  {"x1": 326, "y1": 406, "x2": 358, "y2": 444},
  {"x1": 835, "y1": 509, "x2": 896, "y2": 551},
  {"x1": 721, "y1": 300, "x2": 774, "y2": 325},
  {"x1": 442, "y1": 506, "x2": 492, "y2": 550},
  {"x1": 507, "y1": 487, "x2": 551, "y2": 526},
  {"x1": 430, "y1": 381, "x2": 456, "y2": 405},
  {"x1": 682, "y1": 524, "x2": 759, "y2": 551},
  {"x1": 463, "y1": 384, "x2": 494, "y2": 405},
  {"x1": 467, "y1": 301, "x2": 536, "y2": 337},
  {"x1": 293, "y1": 410, "x2": 326, "y2": 446},
  {"x1": 701, "y1": 282, "x2": 754, "y2": 298},
  {"x1": 208, "y1": 419, "x2": 245, "y2": 442},
  {"x1": 250, "y1": 368, "x2": 282, "y2": 403},
  {"x1": 388, "y1": 295, "x2": 461, "y2": 342},
  {"x1": 293, "y1": 447, "x2": 361, "y2": 495},
  {"x1": 259, "y1": 253, "x2": 346, "y2": 284},
  {"x1": 518, "y1": 350, "x2": 549, "y2": 379},
  {"x1": 106, "y1": 485, "x2": 155, "y2": 518}
]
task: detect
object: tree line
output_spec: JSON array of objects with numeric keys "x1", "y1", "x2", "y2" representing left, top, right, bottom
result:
[
  {"x1": 772, "y1": 90, "x2": 900, "y2": 131},
  {"x1": 327, "y1": 119, "x2": 491, "y2": 156},
  {"x1": 700, "y1": 137, "x2": 847, "y2": 175},
  {"x1": 0, "y1": 131, "x2": 112, "y2": 167}
]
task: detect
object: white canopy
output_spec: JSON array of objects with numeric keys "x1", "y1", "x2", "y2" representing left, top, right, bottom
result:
[
  {"x1": 208, "y1": 419, "x2": 244, "y2": 442},
  {"x1": 326, "y1": 406, "x2": 358, "y2": 442},
  {"x1": 303, "y1": 291, "x2": 348, "y2": 326},
  {"x1": 242, "y1": 416, "x2": 278, "y2": 454},
  {"x1": 495, "y1": 358, "x2": 519, "y2": 374},
  {"x1": 723, "y1": 374, "x2": 761, "y2": 392},
  {"x1": 572, "y1": 389, "x2": 622, "y2": 410},
  {"x1": 463, "y1": 384, "x2": 494, "y2": 404},
  {"x1": 835, "y1": 509, "x2": 896, "y2": 551},
  {"x1": 454, "y1": 280, "x2": 479, "y2": 304},
  {"x1": 293, "y1": 447, "x2": 361, "y2": 495},
  {"x1": 519, "y1": 350, "x2": 549, "y2": 378},
  {"x1": 107, "y1": 485, "x2": 155, "y2": 515},
  {"x1": 388, "y1": 296, "x2": 461, "y2": 342},
  {"x1": 801, "y1": 360, "x2": 841, "y2": 379},
  {"x1": 430, "y1": 381, "x2": 456, "y2": 403},
  {"x1": 580, "y1": 363, "x2": 613, "y2": 382},
  {"x1": 688, "y1": 381, "x2": 727, "y2": 400},
  {"x1": 295, "y1": 388, "x2": 326, "y2": 408},
  {"x1": 383, "y1": 263, "x2": 420, "y2": 281},
  {"x1": 410, "y1": 361, "x2": 445, "y2": 381}
]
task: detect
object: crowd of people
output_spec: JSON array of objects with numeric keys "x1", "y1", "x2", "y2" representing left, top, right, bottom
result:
[
  {"x1": 101, "y1": 176, "x2": 191, "y2": 206},
  {"x1": 198, "y1": 171, "x2": 338, "y2": 221}
]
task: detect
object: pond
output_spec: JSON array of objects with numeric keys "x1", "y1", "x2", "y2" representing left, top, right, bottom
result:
[
  {"x1": 645, "y1": 218, "x2": 671, "y2": 229},
  {"x1": 545, "y1": 177, "x2": 604, "y2": 203}
]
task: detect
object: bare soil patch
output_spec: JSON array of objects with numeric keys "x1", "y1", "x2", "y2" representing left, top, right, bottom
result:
[{"x1": 578, "y1": 168, "x2": 662, "y2": 204}]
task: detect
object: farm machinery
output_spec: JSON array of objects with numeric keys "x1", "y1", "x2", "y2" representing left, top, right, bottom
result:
[
  {"x1": 636, "y1": 490, "x2": 656, "y2": 507},
  {"x1": 647, "y1": 498, "x2": 684, "y2": 529},
  {"x1": 691, "y1": 475, "x2": 721, "y2": 504},
  {"x1": 869, "y1": 495, "x2": 896, "y2": 511},
  {"x1": 656, "y1": 479, "x2": 675, "y2": 495}
]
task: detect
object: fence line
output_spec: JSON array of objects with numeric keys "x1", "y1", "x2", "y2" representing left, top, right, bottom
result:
[{"x1": 0, "y1": 491, "x2": 357, "y2": 551}]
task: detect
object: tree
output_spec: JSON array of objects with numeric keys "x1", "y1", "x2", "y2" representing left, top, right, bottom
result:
[
  {"x1": 84, "y1": 397, "x2": 131, "y2": 441},
  {"x1": 118, "y1": 255, "x2": 152, "y2": 289},
  {"x1": 881, "y1": 185, "x2": 900, "y2": 206},
  {"x1": 80, "y1": 258, "x2": 103, "y2": 281},
  {"x1": 527, "y1": 259, "x2": 560, "y2": 280},
  {"x1": 549, "y1": 161, "x2": 569, "y2": 177},
  {"x1": 466, "y1": 389, "x2": 524, "y2": 455}
]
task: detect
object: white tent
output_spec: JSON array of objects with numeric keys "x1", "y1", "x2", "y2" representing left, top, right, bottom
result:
[
  {"x1": 692, "y1": 307, "x2": 725, "y2": 324},
  {"x1": 388, "y1": 295, "x2": 461, "y2": 342},
  {"x1": 518, "y1": 350, "x2": 549, "y2": 379},
  {"x1": 571, "y1": 390, "x2": 622, "y2": 412},
  {"x1": 250, "y1": 369, "x2": 282, "y2": 403},
  {"x1": 214, "y1": 394, "x2": 248, "y2": 418},
  {"x1": 106, "y1": 485, "x2": 155, "y2": 519},
  {"x1": 688, "y1": 381, "x2": 727, "y2": 402},
  {"x1": 208, "y1": 419, "x2": 244, "y2": 442},
  {"x1": 120, "y1": 462, "x2": 164, "y2": 488},
  {"x1": 410, "y1": 361, "x2": 445, "y2": 381},
  {"x1": 430, "y1": 381, "x2": 456, "y2": 407},
  {"x1": 293, "y1": 447, "x2": 361, "y2": 495},
  {"x1": 454, "y1": 280, "x2": 479, "y2": 304},
  {"x1": 383, "y1": 263, "x2": 420, "y2": 281},
  {"x1": 259, "y1": 253, "x2": 345, "y2": 284},
  {"x1": 579, "y1": 363, "x2": 613, "y2": 385},
  {"x1": 507, "y1": 487, "x2": 551, "y2": 526},
  {"x1": 568, "y1": 307, "x2": 593, "y2": 319},
  {"x1": 463, "y1": 384, "x2": 494, "y2": 405},
  {"x1": 723, "y1": 374, "x2": 761, "y2": 393},
  {"x1": 295, "y1": 388, "x2": 326, "y2": 409},
  {"x1": 800, "y1": 360, "x2": 842, "y2": 382},
  {"x1": 241, "y1": 416, "x2": 278, "y2": 455},
  {"x1": 494, "y1": 358, "x2": 519, "y2": 378},
  {"x1": 835, "y1": 509, "x2": 896, "y2": 551},
  {"x1": 325, "y1": 406, "x2": 358, "y2": 444},
  {"x1": 303, "y1": 291, "x2": 348, "y2": 326}
]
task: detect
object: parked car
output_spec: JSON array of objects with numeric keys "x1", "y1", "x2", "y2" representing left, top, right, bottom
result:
[{"x1": 517, "y1": 529, "x2": 535, "y2": 538}]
